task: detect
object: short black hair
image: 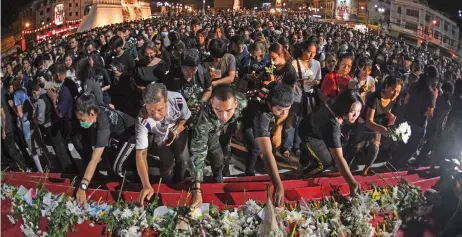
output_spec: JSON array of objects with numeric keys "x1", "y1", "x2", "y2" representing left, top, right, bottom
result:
[
  {"x1": 50, "y1": 63, "x2": 67, "y2": 75},
  {"x1": 75, "y1": 93, "x2": 100, "y2": 116},
  {"x1": 209, "y1": 38, "x2": 228, "y2": 59},
  {"x1": 173, "y1": 40, "x2": 186, "y2": 52},
  {"x1": 190, "y1": 18, "x2": 201, "y2": 27},
  {"x1": 424, "y1": 65, "x2": 439, "y2": 79},
  {"x1": 268, "y1": 83, "x2": 293, "y2": 107},
  {"x1": 183, "y1": 36, "x2": 197, "y2": 49},
  {"x1": 182, "y1": 49, "x2": 200, "y2": 67},
  {"x1": 230, "y1": 35, "x2": 244, "y2": 45},
  {"x1": 84, "y1": 40, "x2": 96, "y2": 49},
  {"x1": 441, "y1": 81, "x2": 454, "y2": 97},
  {"x1": 109, "y1": 35, "x2": 124, "y2": 49},
  {"x1": 29, "y1": 80, "x2": 42, "y2": 91},
  {"x1": 211, "y1": 84, "x2": 236, "y2": 101},
  {"x1": 330, "y1": 90, "x2": 364, "y2": 117}
]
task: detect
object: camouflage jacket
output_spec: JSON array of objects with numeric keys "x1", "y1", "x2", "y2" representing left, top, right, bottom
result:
[{"x1": 189, "y1": 93, "x2": 247, "y2": 182}]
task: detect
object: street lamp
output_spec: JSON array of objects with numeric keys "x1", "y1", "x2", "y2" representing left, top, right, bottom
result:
[
  {"x1": 202, "y1": 0, "x2": 205, "y2": 15},
  {"x1": 25, "y1": 22, "x2": 30, "y2": 28},
  {"x1": 432, "y1": 20, "x2": 437, "y2": 25}
]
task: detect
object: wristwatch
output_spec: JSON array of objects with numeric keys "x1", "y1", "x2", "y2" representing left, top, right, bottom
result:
[{"x1": 79, "y1": 182, "x2": 88, "y2": 191}]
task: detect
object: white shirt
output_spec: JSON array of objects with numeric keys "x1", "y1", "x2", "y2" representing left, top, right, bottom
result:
[
  {"x1": 292, "y1": 59, "x2": 322, "y2": 93},
  {"x1": 135, "y1": 91, "x2": 191, "y2": 149}
]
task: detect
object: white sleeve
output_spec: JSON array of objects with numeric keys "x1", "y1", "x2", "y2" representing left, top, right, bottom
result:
[
  {"x1": 177, "y1": 94, "x2": 191, "y2": 121},
  {"x1": 135, "y1": 117, "x2": 150, "y2": 150},
  {"x1": 315, "y1": 61, "x2": 322, "y2": 80}
]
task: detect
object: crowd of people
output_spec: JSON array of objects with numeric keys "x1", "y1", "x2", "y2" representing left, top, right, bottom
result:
[{"x1": 1, "y1": 10, "x2": 462, "y2": 208}]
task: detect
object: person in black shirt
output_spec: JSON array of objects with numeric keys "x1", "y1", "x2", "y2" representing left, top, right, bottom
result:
[
  {"x1": 298, "y1": 90, "x2": 363, "y2": 195},
  {"x1": 242, "y1": 83, "x2": 293, "y2": 206},
  {"x1": 391, "y1": 66, "x2": 437, "y2": 168},
  {"x1": 134, "y1": 41, "x2": 168, "y2": 88},
  {"x1": 167, "y1": 41, "x2": 186, "y2": 80},
  {"x1": 108, "y1": 35, "x2": 136, "y2": 117},
  {"x1": 162, "y1": 49, "x2": 212, "y2": 103},
  {"x1": 417, "y1": 81, "x2": 453, "y2": 167},
  {"x1": 75, "y1": 94, "x2": 136, "y2": 206},
  {"x1": 268, "y1": 43, "x2": 297, "y2": 86},
  {"x1": 1, "y1": 84, "x2": 27, "y2": 171},
  {"x1": 89, "y1": 52, "x2": 112, "y2": 105},
  {"x1": 361, "y1": 76, "x2": 402, "y2": 175}
]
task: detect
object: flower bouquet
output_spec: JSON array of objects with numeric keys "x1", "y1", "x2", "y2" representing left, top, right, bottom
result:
[
  {"x1": 389, "y1": 122, "x2": 412, "y2": 144},
  {"x1": 1, "y1": 168, "x2": 435, "y2": 237}
]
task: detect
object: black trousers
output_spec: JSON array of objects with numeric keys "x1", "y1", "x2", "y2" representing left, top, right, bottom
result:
[
  {"x1": 299, "y1": 137, "x2": 333, "y2": 177},
  {"x1": 151, "y1": 131, "x2": 189, "y2": 183},
  {"x1": 42, "y1": 124, "x2": 76, "y2": 172},
  {"x1": 244, "y1": 127, "x2": 261, "y2": 176},
  {"x1": 2, "y1": 131, "x2": 27, "y2": 170}
]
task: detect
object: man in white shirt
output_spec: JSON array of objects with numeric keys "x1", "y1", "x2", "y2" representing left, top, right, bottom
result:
[{"x1": 136, "y1": 83, "x2": 191, "y2": 204}]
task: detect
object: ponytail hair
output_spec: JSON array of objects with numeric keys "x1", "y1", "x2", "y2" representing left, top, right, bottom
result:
[{"x1": 269, "y1": 43, "x2": 291, "y2": 62}]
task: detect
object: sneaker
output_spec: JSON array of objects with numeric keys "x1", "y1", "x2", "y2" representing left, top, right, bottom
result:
[
  {"x1": 222, "y1": 164, "x2": 231, "y2": 177},
  {"x1": 68, "y1": 143, "x2": 74, "y2": 151}
]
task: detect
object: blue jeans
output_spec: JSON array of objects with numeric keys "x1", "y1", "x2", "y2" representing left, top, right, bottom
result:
[
  {"x1": 283, "y1": 103, "x2": 302, "y2": 151},
  {"x1": 22, "y1": 120, "x2": 31, "y2": 141},
  {"x1": 283, "y1": 115, "x2": 301, "y2": 151}
]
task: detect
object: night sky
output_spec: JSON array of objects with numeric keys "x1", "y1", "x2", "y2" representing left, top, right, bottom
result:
[{"x1": 1, "y1": 0, "x2": 462, "y2": 29}]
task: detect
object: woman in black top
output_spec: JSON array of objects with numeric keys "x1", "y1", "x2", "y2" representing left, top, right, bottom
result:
[
  {"x1": 390, "y1": 66, "x2": 438, "y2": 168},
  {"x1": 89, "y1": 52, "x2": 112, "y2": 105},
  {"x1": 298, "y1": 90, "x2": 363, "y2": 195},
  {"x1": 267, "y1": 43, "x2": 297, "y2": 86},
  {"x1": 361, "y1": 76, "x2": 402, "y2": 175}
]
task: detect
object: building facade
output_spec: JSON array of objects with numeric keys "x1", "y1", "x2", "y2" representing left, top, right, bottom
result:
[
  {"x1": 33, "y1": 0, "x2": 93, "y2": 27},
  {"x1": 389, "y1": 0, "x2": 459, "y2": 54}
]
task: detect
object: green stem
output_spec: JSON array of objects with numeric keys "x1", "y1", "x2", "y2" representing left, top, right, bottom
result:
[{"x1": 117, "y1": 171, "x2": 127, "y2": 206}]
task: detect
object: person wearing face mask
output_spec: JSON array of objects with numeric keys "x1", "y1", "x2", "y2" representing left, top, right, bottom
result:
[
  {"x1": 75, "y1": 93, "x2": 135, "y2": 206},
  {"x1": 136, "y1": 83, "x2": 191, "y2": 204},
  {"x1": 298, "y1": 90, "x2": 363, "y2": 195},
  {"x1": 159, "y1": 25, "x2": 171, "y2": 48},
  {"x1": 189, "y1": 84, "x2": 247, "y2": 208},
  {"x1": 320, "y1": 53, "x2": 354, "y2": 102}
]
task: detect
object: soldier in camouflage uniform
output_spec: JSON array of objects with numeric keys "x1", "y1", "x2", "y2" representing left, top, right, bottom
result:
[{"x1": 189, "y1": 84, "x2": 247, "y2": 207}]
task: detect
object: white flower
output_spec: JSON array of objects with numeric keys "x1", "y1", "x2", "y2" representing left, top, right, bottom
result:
[
  {"x1": 318, "y1": 221, "x2": 330, "y2": 233},
  {"x1": 219, "y1": 209, "x2": 241, "y2": 236},
  {"x1": 121, "y1": 208, "x2": 133, "y2": 220},
  {"x1": 119, "y1": 226, "x2": 140, "y2": 237},
  {"x1": 189, "y1": 207, "x2": 203, "y2": 220},
  {"x1": 244, "y1": 199, "x2": 262, "y2": 215},
  {"x1": 285, "y1": 210, "x2": 302, "y2": 224},
  {"x1": 7, "y1": 215, "x2": 15, "y2": 224}
]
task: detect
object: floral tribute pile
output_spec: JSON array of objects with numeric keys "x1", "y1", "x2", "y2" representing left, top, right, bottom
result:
[{"x1": 1, "y1": 174, "x2": 432, "y2": 237}]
